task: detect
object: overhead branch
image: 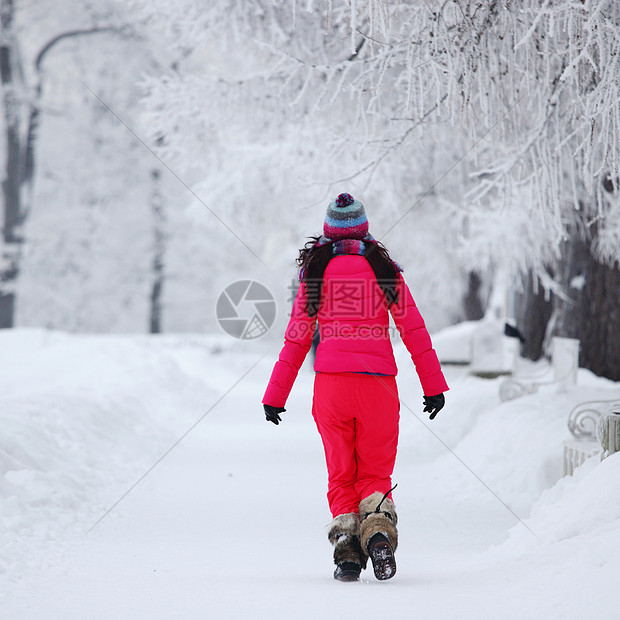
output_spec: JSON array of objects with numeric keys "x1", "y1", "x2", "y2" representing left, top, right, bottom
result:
[{"x1": 35, "y1": 27, "x2": 116, "y2": 72}]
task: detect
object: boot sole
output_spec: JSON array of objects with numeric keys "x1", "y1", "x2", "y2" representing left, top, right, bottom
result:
[{"x1": 370, "y1": 542, "x2": 396, "y2": 580}]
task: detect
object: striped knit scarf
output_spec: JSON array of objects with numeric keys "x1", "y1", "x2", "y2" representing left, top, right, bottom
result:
[
  {"x1": 316, "y1": 232, "x2": 376, "y2": 256},
  {"x1": 300, "y1": 234, "x2": 403, "y2": 280}
]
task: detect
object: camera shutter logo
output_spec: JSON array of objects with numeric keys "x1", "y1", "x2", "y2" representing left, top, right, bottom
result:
[{"x1": 216, "y1": 280, "x2": 276, "y2": 340}]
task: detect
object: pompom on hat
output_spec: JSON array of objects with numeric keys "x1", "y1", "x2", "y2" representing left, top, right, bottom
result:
[{"x1": 323, "y1": 193, "x2": 369, "y2": 240}]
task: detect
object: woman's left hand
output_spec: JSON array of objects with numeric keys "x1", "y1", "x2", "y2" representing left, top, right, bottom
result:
[{"x1": 423, "y1": 394, "x2": 445, "y2": 420}]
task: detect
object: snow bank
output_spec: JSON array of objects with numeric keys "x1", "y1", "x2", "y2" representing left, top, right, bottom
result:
[
  {"x1": 1, "y1": 326, "x2": 619, "y2": 619},
  {"x1": 496, "y1": 452, "x2": 620, "y2": 555},
  {"x1": 397, "y1": 329, "x2": 620, "y2": 556},
  {"x1": 446, "y1": 378, "x2": 619, "y2": 516},
  {"x1": 0, "y1": 329, "x2": 245, "y2": 581},
  {"x1": 398, "y1": 320, "x2": 619, "y2": 520}
]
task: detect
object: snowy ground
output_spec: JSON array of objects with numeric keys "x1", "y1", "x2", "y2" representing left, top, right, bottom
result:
[{"x1": 1, "y1": 328, "x2": 619, "y2": 619}]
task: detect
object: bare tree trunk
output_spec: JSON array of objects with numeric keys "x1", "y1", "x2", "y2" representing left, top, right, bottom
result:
[
  {"x1": 0, "y1": 17, "x2": 117, "y2": 328},
  {"x1": 578, "y1": 253, "x2": 620, "y2": 381},
  {"x1": 509, "y1": 212, "x2": 619, "y2": 379},
  {"x1": 462, "y1": 271, "x2": 485, "y2": 321},
  {"x1": 553, "y1": 232, "x2": 590, "y2": 340},
  {"x1": 514, "y1": 270, "x2": 553, "y2": 361},
  {"x1": 550, "y1": 226, "x2": 620, "y2": 381},
  {"x1": 149, "y1": 169, "x2": 165, "y2": 334},
  {"x1": 0, "y1": 0, "x2": 22, "y2": 327},
  {"x1": 24, "y1": 27, "x2": 112, "y2": 190}
]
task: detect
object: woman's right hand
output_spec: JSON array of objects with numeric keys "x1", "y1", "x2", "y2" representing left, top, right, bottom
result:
[{"x1": 423, "y1": 394, "x2": 445, "y2": 420}]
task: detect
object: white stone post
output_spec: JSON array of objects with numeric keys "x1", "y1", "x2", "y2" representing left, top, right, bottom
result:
[
  {"x1": 502, "y1": 335, "x2": 519, "y2": 374},
  {"x1": 601, "y1": 413, "x2": 620, "y2": 458},
  {"x1": 552, "y1": 337, "x2": 580, "y2": 390}
]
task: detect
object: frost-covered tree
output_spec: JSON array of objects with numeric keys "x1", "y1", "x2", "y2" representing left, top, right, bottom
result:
[
  {"x1": 0, "y1": 0, "x2": 186, "y2": 332},
  {"x1": 331, "y1": 0, "x2": 620, "y2": 378},
  {"x1": 117, "y1": 0, "x2": 474, "y2": 332},
  {"x1": 121, "y1": 0, "x2": 619, "y2": 377},
  {"x1": 274, "y1": 0, "x2": 620, "y2": 374},
  {"x1": 350, "y1": 0, "x2": 620, "y2": 378},
  {"x1": 0, "y1": 0, "x2": 124, "y2": 328}
]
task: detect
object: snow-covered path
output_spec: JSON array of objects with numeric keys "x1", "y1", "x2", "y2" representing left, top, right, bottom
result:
[{"x1": 1, "y1": 331, "x2": 619, "y2": 619}]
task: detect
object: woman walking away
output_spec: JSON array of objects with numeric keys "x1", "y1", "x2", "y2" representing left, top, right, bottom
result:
[{"x1": 262, "y1": 193, "x2": 448, "y2": 582}]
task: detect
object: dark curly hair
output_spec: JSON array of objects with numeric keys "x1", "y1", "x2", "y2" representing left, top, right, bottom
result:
[{"x1": 296, "y1": 237, "x2": 400, "y2": 317}]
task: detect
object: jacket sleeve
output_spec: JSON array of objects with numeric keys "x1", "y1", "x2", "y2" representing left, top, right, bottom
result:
[
  {"x1": 262, "y1": 282, "x2": 316, "y2": 408},
  {"x1": 390, "y1": 274, "x2": 449, "y2": 396}
]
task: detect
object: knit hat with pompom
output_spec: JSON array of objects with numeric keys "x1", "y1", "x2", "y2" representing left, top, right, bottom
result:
[{"x1": 323, "y1": 193, "x2": 369, "y2": 240}]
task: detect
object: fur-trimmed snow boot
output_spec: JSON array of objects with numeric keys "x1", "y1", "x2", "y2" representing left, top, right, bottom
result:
[
  {"x1": 359, "y1": 491, "x2": 398, "y2": 581},
  {"x1": 327, "y1": 513, "x2": 364, "y2": 582}
]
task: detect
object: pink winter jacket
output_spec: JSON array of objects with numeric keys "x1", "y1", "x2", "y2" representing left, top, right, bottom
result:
[{"x1": 262, "y1": 254, "x2": 449, "y2": 407}]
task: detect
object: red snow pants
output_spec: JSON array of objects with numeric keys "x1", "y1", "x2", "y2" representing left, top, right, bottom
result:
[{"x1": 312, "y1": 372, "x2": 400, "y2": 518}]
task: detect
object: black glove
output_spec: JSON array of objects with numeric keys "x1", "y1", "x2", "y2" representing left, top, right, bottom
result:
[
  {"x1": 264, "y1": 404, "x2": 286, "y2": 425},
  {"x1": 423, "y1": 393, "x2": 445, "y2": 420}
]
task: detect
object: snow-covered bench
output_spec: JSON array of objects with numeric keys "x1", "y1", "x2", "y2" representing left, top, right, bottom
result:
[
  {"x1": 499, "y1": 337, "x2": 579, "y2": 402},
  {"x1": 434, "y1": 319, "x2": 520, "y2": 374},
  {"x1": 467, "y1": 319, "x2": 521, "y2": 378},
  {"x1": 563, "y1": 399, "x2": 620, "y2": 476}
]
